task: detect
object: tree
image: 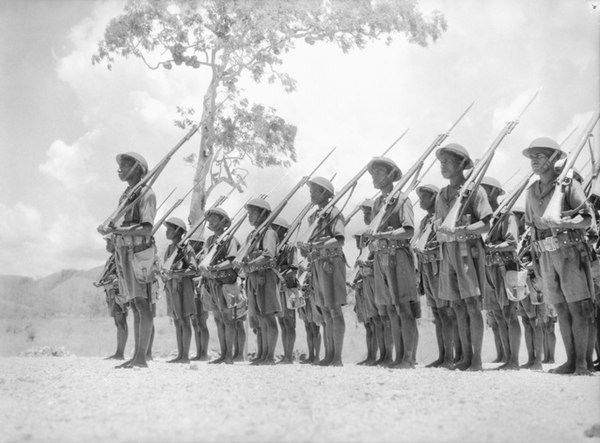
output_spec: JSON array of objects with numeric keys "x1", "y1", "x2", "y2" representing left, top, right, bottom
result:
[{"x1": 93, "y1": 0, "x2": 446, "y2": 226}]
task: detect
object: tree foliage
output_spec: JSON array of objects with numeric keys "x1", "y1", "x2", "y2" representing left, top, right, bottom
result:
[{"x1": 93, "y1": 0, "x2": 446, "y2": 223}]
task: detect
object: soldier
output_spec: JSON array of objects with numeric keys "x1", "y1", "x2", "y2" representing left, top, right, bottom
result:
[
  {"x1": 163, "y1": 217, "x2": 198, "y2": 364},
  {"x1": 354, "y1": 200, "x2": 385, "y2": 366},
  {"x1": 523, "y1": 137, "x2": 594, "y2": 375},
  {"x1": 298, "y1": 270, "x2": 322, "y2": 364},
  {"x1": 202, "y1": 207, "x2": 240, "y2": 364},
  {"x1": 242, "y1": 198, "x2": 281, "y2": 365},
  {"x1": 435, "y1": 144, "x2": 493, "y2": 371},
  {"x1": 365, "y1": 158, "x2": 418, "y2": 369},
  {"x1": 304, "y1": 177, "x2": 347, "y2": 366},
  {"x1": 188, "y1": 239, "x2": 209, "y2": 361},
  {"x1": 99, "y1": 152, "x2": 158, "y2": 369},
  {"x1": 272, "y1": 217, "x2": 299, "y2": 364},
  {"x1": 413, "y1": 184, "x2": 456, "y2": 369},
  {"x1": 481, "y1": 176, "x2": 522, "y2": 370},
  {"x1": 96, "y1": 237, "x2": 129, "y2": 360}
]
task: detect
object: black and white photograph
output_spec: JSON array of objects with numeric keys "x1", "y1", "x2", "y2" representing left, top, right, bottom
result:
[{"x1": 1, "y1": 0, "x2": 599, "y2": 441}]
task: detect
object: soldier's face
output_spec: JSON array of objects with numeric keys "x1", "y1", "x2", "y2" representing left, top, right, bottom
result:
[
  {"x1": 370, "y1": 165, "x2": 392, "y2": 189},
  {"x1": 165, "y1": 225, "x2": 177, "y2": 240},
  {"x1": 439, "y1": 153, "x2": 463, "y2": 179},
  {"x1": 207, "y1": 214, "x2": 223, "y2": 232},
  {"x1": 247, "y1": 207, "x2": 264, "y2": 227},
  {"x1": 309, "y1": 184, "x2": 329, "y2": 205},
  {"x1": 418, "y1": 190, "x2": 436, "y2": 211},
  {"x1": 117, "y1": 158, "x2": 139, "y2": 182},
  {"x1": 528, "y1": 149, "x2": 554, "y2": 175}
]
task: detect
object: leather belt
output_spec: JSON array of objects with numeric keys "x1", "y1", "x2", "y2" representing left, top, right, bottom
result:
[{"x1": 371, "y1": 238, "x2": 410, "y2": 253}]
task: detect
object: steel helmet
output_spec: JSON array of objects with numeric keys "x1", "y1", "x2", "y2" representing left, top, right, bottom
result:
[
  {"x1": 367, "y1": 157, "x2": 402, "y2": 182},
  {"x1": 116, "y1": 152, "x2": 149, "y2": 175},
  {"x1": 480, "y1": 176, "x2": 505, "y2": 195},
  {"x1": 435, "y1": 143, "x2": 474, "y2": 169},
  {"x1": 245, "y1": 197, "x2": 271, "y2": 212},
  {"x1": 416, "y1": 184, "x2": 440, "y2": 196},
  {"x1": 522, "y1": 137, "x2": 566, "y2": 160},
  {"x1": 272, "y1": 217, "x2": 290, "y2": 229},
  {"x1": 164, "y1": 216, "x2": 187, "y2": 233},
  {"x1": 205, "y1": 207, "x2": 231, "y2": 223},
  {"x1": 308, "y1": 176, "x2": 334, "y2": 195}
]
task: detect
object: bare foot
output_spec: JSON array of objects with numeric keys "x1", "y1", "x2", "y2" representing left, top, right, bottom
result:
[
  {"x1": 466, "y1": 362, "x2": 483, "y2": 372},
  {"x1": 105, "y1": 354, "x2": 125, "y2": 360},
  {"x1": 393, "y1": 360, "x2": 415, "y2": 369},
  {"x1": 425, "y1": 358, "x2": 444, "y2": 368},
  {"x1": 114, "y1": 359, "x2": 133, "y2": 369},
  {"x1": 330, "y1": 359, "x2": 343, "y2": 367},
  {"x1": 520, "y1": 361, "x2": 534, "y2": 369},
  {"x1": 528, "y1": 362, "x2": 543, "y2": 371},
  {"x1": 167, "y1": 357, "x2": 181, "y2": 363},
  {"x1": 503, "y1": 362, "x2": 520, "y2": 371},
  {"x1": 260, "y1": 358, "x2": 275, "y2": 366},
  {"x1": 178, "y1": 358, "x2": 190, "y2": 364},
  {"x1": 127, "y1": 359, "x2": 148, "y2": 368},
  {"x1": 455, "y1": 359, "x2": 471, "y2": 371},
  {"x1": 319, "y1": 358, "x2": 332, "y2": 367},
  {"x1": 573, "y1": 366, "x2": 593, "y2": 376},
  {"x1": 209, "y1": 356, "x2": 226, "y2": 365},
  {"x1": 250, "y1": 357, "x2": 265, "y2": 366},
  {"x1": 440, "y1": 360, "x2": 455, "y2": 370},
  {"x1": 549, "y1": 362, "x2": 575, "y2": 374}
]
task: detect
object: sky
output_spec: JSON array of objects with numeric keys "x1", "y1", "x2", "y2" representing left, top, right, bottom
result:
[{"x1": 0, "y1": 0, "x2": 598, "y2": 277}]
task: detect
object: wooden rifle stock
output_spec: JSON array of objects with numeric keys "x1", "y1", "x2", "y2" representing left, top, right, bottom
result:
[{"x1": 542, "y1": 111, "x2": 600, "y2": 224}]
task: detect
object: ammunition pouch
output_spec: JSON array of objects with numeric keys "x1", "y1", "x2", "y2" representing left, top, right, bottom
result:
[
  {"x1": 485, "y1": 250, "x2": 517, "y2": 267},
  {"x1": 308, "y1": 246, "x2": 344, "y2": 262},
  {"x1": 416, "y1": 248, "x2": 441, "y2": 264},
  {"x1": 114, "y1": 233, "x2": 154, "y2": 253},
  {"x1": 131, "y1": 245, "x2": 160, "y2": 284},
  {"x1": 244, "y1": 257, "x2": 276, "y2": 274},
  {"x1": 532, "y1": 230, "x2": 586, "y2": 254}
]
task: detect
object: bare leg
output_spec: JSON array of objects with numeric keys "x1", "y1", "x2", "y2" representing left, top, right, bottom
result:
[
  {"x1": 107, "y1": 312, "x2": 128, "y2": 360},
  {"x1": 262, "y1": 314, "x2": 278, "y2": 365},
  {"x1": 209, "y1": 311, "x2": 227, "y2": 364},
  {"x1": 311, "y1": 323, "x2": 322, "y2": 364},
  {"x1": 501, "y1": 304, "x2": 521, "y2": 370},
  {"x1": 233, "y1": 320, "x2": 246, "y2": 362},
  {"x1": 438, "y1": 307, "x2": 455, "y2": 369},
  {"x1": 319, "y1": 311, "x2": 333, "y2": 366},
  {"x1": 567, "y1": 300, "x2": 591, "y2": 376},
  {"x1": 545, "y1": 320, "x2": 556, "y2": 363},
  {"x1": 393, "y1": 302, "x2": 417, "y2": 369},
  {"x1": 179, "y1": 316, "x2": 192, "y2": 363},
  {"x1": 191, "y1": 315, "x2": 202, "y2": 360},
  {"x1": 167, "y1": 319, "x2": 183, "y2": 363},
  {"x1": 330, "y1": 306, "x2": 345, "y2": 367},
  {"x1": 198, "y1": 316, "x2": 209, "y2": 361},
  {"x1": 550, "y1": 302, "x2": 576, "y2": 374},
  {"x1": 452, "y1": 300, "x2": 472, "y2": 370},
  {"x1": 521, "y1": 317, "x2": 535, "y2": 368},
  {"x1": 223, "y1": 316, "x2": 235, "y2": 364},
  {"x1": 388, "y1": 306, "x2": 403, "y2": 367},
  {"x1": 301, "y1": 321, "x2": 314, "y2": 363},
  {"x1": 128, "y1": 297, "x2": 153, "y2": 368},
  {"x1": 426, "y1": 307, "x2": 444, "y2": 367},
  {"x1": 493, "y1": 310, "x2": 510, "y2": 365}
]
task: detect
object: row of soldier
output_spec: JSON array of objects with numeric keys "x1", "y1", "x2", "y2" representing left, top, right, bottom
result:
[{"x1": 96, "y1": 119, "x2": 599, "y2": 374}]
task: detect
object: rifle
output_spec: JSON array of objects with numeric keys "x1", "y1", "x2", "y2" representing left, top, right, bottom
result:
[
  {"x1": 152, "y1": 186, "x2": 196, "y2": 236},
  {"x1": 163, "y1": 186, "x2": 240, "y2": 271},
  {"x1": 156, "y1": 187, "x2": 177, "y2": 214},
  {"x1": 366, "y1": 104, "x2": 474, "y2": 242},
  {"x1": 298, "y1": 129, "x2": 409, "y2": 246},
  {"x1": 198, "y1": 174, "x2": 293, "y2": 268},
  {"x1": 440, "y1": 91, "x2": 539, "y2": 231},
  {"x1": 542, "y1": 111, "x2": 600, "y2": 224},
  {"x1": 233, "y1": 147, "x2": 337, "y2": 264},
  {"x1": 93, "y1": 255, "x2": 117, "y2": 288},
  {"x1": 98, "y1": 125, "x2": 199, "y2": 234}
]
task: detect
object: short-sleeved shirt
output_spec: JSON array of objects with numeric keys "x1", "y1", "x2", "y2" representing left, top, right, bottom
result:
[
  {"x1": 413, "y1": 213, "x2": 437, "y2": 250},
  {"x1": 372, "y1": 194, "x2": 414, "y2": 233},
  {"x1": 204, "y1": 233, "x2": 240, "y2": 265},
  {"x1": 524, "y1": 179, "x2": 591, "y2": 231},
  {"x1": 164, "y1": 242, "x2": 198, "y2": 273},
  {"x1": 247, "y1": 227, "x2": 278, "y2": 259},
  {"x1": 118, "y1": 184, "x2": 156, "y2": 227},
  {"x1": 435, "y1": 184, "x2": 492, "y2": 228},
  {"x1": 307, "y1": 207, "x2": 345, "y2": 242}
]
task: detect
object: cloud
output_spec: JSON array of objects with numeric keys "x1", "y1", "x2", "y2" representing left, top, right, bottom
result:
[{"x1": 39, "y1": 131, "x2": 100, "y2": 192}]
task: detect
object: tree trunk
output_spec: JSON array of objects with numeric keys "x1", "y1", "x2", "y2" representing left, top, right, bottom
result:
[{"x1": 188, "y1": 76, "x2": 219, "y2": 239}]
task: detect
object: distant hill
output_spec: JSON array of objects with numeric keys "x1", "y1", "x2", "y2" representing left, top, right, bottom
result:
[
  {"x1": 0, "y1": 267, "x2": 107, "y2": 318},
  {"x1": 0, "y1": 266, "x2": 170, "y2": 318}
]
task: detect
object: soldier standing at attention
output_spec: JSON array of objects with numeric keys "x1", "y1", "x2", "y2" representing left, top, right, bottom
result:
[
  {"x1": 96, "y1": 236, "x2": 129, "y2": 360},
  {"x1": 414, "y1": 184, "x2": 456, "y2": 369},
  {"x1": 272, "y1": 217, "x2": 299, "y2": 364},
  {"x1": 435, "y1": 144, "x2": 493, "y2": 371},
  {"x1": 298, "y1": 271, "x2": 323, "y2": 364},
  {"x1": 163, "y1": 217, "x2": 198, "y2": 364},
  {"x1": 99, "y1": 152, "x2": 157, "y2": 369},
  {"x1": 523, "y1": 137, "x2": 594, "y2": 375},
  {"x1": 366, "y1": 158, "x2": 418, "y2": 369},
  {"x1": 480, "y1": 176, "x2": 521, "y2": 370},
  {"x1": 304, "y1": 177, "x2": 347, "y2": 367},
  {"x1": 202, "y1": 207, "x2": 240, "y2": 364},
  {"x1": 243, "y1": 198, "x2": 281, "y2": 365},
  {"x1": 188, "y1": 238, "x2": 210, "y2": 361}
]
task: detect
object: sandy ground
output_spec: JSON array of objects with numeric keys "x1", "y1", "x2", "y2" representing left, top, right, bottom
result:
[
  {"x1": 0, "y1": 356, "x2": 599, "y2": 443},
  {"x1": 1, "y1": 313, "x2": 600, "y2": 442}
]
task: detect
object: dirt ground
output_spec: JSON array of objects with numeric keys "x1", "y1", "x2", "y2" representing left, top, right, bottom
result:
[
  {"x1": 1, "y1": 314, "x2": 600, "y2": 442},
  {"x1": 1, "y1": 356, "x2": 599, "y2": 443}
]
